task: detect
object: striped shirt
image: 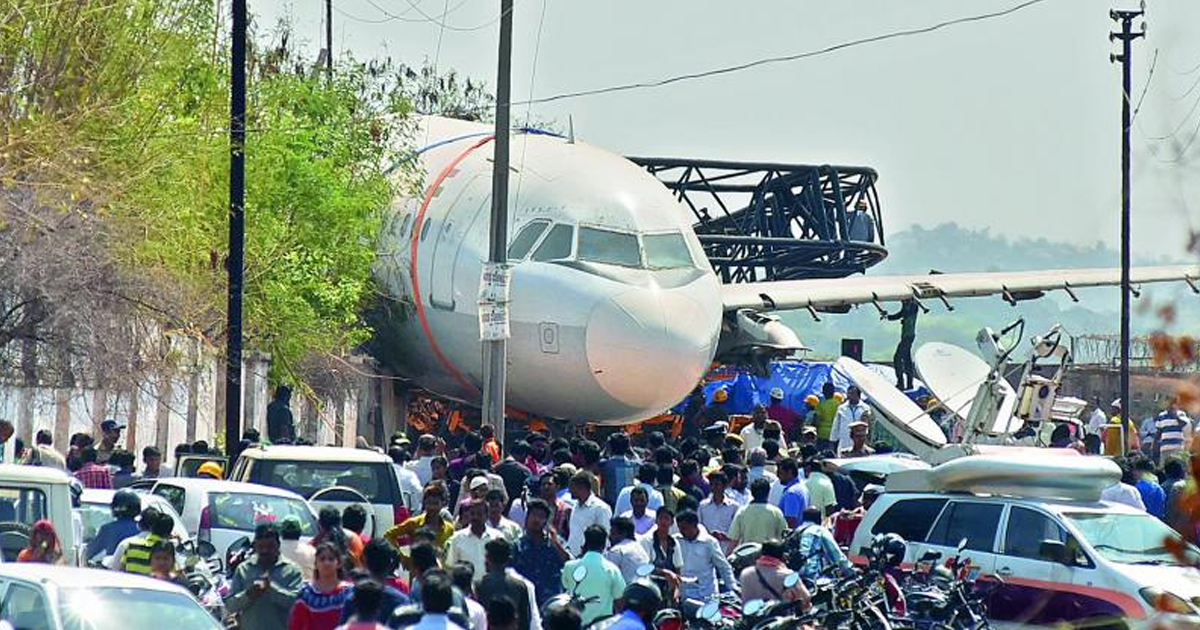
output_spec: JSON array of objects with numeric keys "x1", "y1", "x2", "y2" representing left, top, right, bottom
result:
[{"x1": 1156, "y1": 411, "x2": 1188, "y2": 454}]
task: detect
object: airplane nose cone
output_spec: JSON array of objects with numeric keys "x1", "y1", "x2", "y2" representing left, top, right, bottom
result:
[{"x1": 586, "y1": 287, "x2": 720, "y2": 412}]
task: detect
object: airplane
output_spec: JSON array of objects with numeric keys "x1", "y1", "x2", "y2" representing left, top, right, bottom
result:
[{"x1": 369, "y1": 116, "x2": 1199, "y2": 426}]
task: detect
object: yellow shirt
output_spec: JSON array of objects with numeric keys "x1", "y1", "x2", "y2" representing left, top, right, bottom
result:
[
  {"x1": 1102, "y1": 416, "x2": 1138, "y2": 456},
  {"x1": 384, "y1": 512, "x2": 456, "y2": 549}
]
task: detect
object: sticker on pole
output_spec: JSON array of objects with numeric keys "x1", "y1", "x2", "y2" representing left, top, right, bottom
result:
[
  {"x1": 479, "y1": 302, "x2": 510, "y2": 341},
  {"x1": 479, "y1": 263, "x2": 512, "y2": 304}
]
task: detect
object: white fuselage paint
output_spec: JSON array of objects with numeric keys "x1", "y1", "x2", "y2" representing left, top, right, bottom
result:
[{"x1": 373, "y1": 117, "x2": 724, "y2": 424}]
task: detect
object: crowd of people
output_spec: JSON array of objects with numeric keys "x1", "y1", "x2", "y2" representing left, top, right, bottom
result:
[{"x1": 4, "y1": 378, "x2": 1197, "y2": 630}]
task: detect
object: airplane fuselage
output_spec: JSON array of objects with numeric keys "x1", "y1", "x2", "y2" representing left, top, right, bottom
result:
[{"x1": 372, "y1": 117, "x2": 724, "y2": 424}]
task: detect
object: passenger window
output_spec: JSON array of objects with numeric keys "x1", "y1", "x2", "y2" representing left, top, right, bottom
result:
[
  {"x1": 578, "y1": 227, "x2": 641, "y2": 267},
  {"x1": 1004, "y1": 507, "x2": 1066, "y2": 559},
  {"x1": 644, "y1": 232, "x2": 694, "y2": 269},
  {"x1": 928, "y1": 502, "x2": 1003, "y2": 552},
  {"x1": 153, "y1": 485, "x2": 186, "y2": 516},
  {"x1": 531, "y1": 224, "x2": 574, "y2": 261},
  {"x1": 871, "y1": 498, "x2": 947, "y2": 543},
  {"x1": 2, "y1": 583, "x2": 51, "y2": 630},
  {"x1": 420, "y1": 218, "x2": 432, "y2": 242},
  {"x1": 508, "y1": 220, "x2": 550, "y2": 260}
]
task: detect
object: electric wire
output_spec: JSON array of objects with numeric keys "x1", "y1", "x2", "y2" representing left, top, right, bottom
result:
[
  {"x1": 513, "y1": 0, "x2": 548, "y2": 209},
  {"x1": 360, "y1": 0, "x2": 519, "y2": 32},
  {"x1": 509, "y1": 0, "x2": 1057, "y2": 107}
]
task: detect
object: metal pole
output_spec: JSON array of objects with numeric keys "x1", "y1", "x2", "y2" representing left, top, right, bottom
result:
[
  {"x1": 225, "y1": 0, "x2": 247, "y2": 457},
  {"x1": 325, "y1": 0, "x2": 333, "y2": 84},
  {"x1": 1110, "y1": 7, "x2": 1144, "y2": 454},
  {"x1": 481, "y1": 0, "x2": 513, "y2": 441}
]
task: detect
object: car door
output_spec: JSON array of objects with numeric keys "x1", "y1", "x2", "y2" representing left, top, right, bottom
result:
[
  {"x1": 1, "y1": 581, "x2": 52, "y2": 630},
  {"x1": 920, "y1": 500, "x2": 1003, "y2": 575},
  {"x1": 990, "y1": 505, "x2": 1076, "y2": 623}
]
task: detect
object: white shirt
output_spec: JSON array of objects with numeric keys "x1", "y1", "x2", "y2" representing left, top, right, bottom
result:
[
  {"x1": 832, "y1": 401, "x2": 873, "y2": 453},
  {"x1": 747, "y1": 466, "x2": 778, "y2": 489},
  {"x1": 464, "y1": 596, "x2": 487, "y2": 630},
  {"x1": 281, "y1": 539, "x2": 316, "y2": 581},
  {"x1": 698, "y1": 497, "x2": 739, "y2": 554},
  {"x1": 445, "y1": 527, "x2": 501, "y2": 579},
  {"x1": 725, "y1": 487, "x2": 750, "y2": 507},
  {"x1": 407, "y1": 456, "x2": 435, "y2": 486},
  {"x1": 620, "y1": 510, "x2": 656, "y2": 536},
  {"x1": 394, "y1": 464, "x2": 424, "y2": 513},
  {"x1": 407, "y1": 613, "x2": 467, "y2": 630},
  {"x1": 1088, "y1": 409, "x2": 1109, "y2": 436},
  {"x1": 605, "y1": 538, "x2": 652, "y2": 584},
  {"x1": 740, "y1": 424, "x2": 767, "y2": 453},
  {"x1": 613, "y1": 482, "x2": 664, "y2": 516},
  {"x1": 1101, "y1": 483, "x2": 1147, "y2": 511},
  {"x1": 567, "y1": 494, "x2": 613, "y2": 556}
]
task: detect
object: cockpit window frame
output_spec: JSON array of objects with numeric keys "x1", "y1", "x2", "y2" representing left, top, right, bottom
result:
[
  {"x1": 576, "y1": 223, "x2": 644, "y2": 269},
  {"x1": 530, "y1": 223, "x2": 576, "y2": 263},
  {"x1": 507, "y1": 219, "x2": 552, "y2": 261},
  {"x1": 642, "y1": 229, "x2": 697, "y2": 270}
]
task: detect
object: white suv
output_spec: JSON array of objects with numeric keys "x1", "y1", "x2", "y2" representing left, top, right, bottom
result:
[
  {"x1": 0, "y1": 466, "x2": 81, "y2": 566},
  {"x1": 853, "y1": 456, "x2": 1200, "y2": 628},
  {"x1": 230, "y1": 445, "x2": 408, "y2": 538}
]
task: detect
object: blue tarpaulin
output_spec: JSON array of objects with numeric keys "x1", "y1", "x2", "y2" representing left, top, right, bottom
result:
[{"x1": 687, "y1": 361, "x2": 928, "y2": 415}]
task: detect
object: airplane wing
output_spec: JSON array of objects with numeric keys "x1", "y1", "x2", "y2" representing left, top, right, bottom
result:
[{"x1": 720, "y1": 265, "x2": 1200, "y2": 313}]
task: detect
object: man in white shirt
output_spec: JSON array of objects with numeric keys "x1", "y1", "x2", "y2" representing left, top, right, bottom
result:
[
  {"x1": 567, "y1": 471, "x2": 613, "y2": 557},
  {"x1": 446, "y1": 499, "x2": 501, "y2": 579},
  {"x1": 830, "y1": 386, "x2": 873, "y2": 454},
  {"x1": 605, "y1": 516, "x2": 652, "y2": 583},
  {"x1": 613, "y1": 464, "x2": 665, "y2": 516},
  {"x1": 620, "y1": 487, "x2": 657, "y2": 535},
  {"x1": 697, "y1": 471, "x2": 739, "y2": 554},
  {"x1": 406, "y1": 435, "x2": 439, "y2": 486},
  {"x1": 739, "y1": 406, "x2": 770, "y2": 454},
  {"x1": 1087, "y1": 400, "x2": 1109, "y2": 437}
]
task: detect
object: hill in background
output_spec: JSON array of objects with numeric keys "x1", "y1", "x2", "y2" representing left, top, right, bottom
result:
[{"x1": 783, "y1": 223, "x2": 1199, "y2": 361}]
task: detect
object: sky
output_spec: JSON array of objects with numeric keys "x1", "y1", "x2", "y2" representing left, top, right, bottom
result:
[{"x1": 252, "y1": 0, "x2": 1200, "y2": 262}]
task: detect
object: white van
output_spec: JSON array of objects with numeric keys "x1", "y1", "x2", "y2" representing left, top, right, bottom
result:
[
  {"x1": 230, "y1": 446, "x2": 407, "y2": 538},
  {"x1": 0, "y1": 466, "x2": 81, "y2": 566},
  {"x1": 852, "y1": 455, "x2": 1200, "y2": 628}
]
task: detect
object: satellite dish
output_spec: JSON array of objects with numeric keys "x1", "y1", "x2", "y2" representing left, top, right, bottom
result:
[{"x1": 915, "y1": 342, "x2": 1021, "y2": 436}]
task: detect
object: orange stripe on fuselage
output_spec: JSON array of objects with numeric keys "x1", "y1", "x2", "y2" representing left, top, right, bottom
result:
[{"x1": 409, "y1": 136, "x2": 495, "y2": 395}]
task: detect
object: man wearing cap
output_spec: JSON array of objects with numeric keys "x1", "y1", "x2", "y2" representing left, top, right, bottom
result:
[
  {"x1": 697, "y1": 387, "x2": 731, "y2": 432},
  {"x1": 739, "y1": 405, "x2": 770, "y2": 454},
  {"x1": 96, "y1": 420, "x2": 125, "y2": 465},
  {"x1": 766, "y1": 388, "x2": 802, "y2": 442},
  {"x1": 831, "y1": 386, "x2": 872, "y2": 454}
]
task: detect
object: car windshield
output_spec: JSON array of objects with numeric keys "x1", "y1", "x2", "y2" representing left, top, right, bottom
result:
[
  {"x1": 208, "y1": 492, "x2": 317, "y2": 535},
  {"x1": 59, "y1": 587, "x2": 221, "y2": 630},
  {"x1": 1066, "y1": 511, "x2": 1188, "y2": 565},
  {"x1": 644, "y1": 232, "x2": 694, "y2": 269},
  {"x1": 578, "y1": 226, "x2": 641, "y2": 267},
  {"x1": 256, "y1": 461, "x2": 397, "y2": 504}
]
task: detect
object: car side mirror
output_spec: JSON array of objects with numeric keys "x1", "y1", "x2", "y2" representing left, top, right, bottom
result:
[
  {"x1": 197, "y1": 540, "x2": 217, "y2": 558},
  {"x1": 1038, "y1": 540, "x2": 1069, "y2": 565}
]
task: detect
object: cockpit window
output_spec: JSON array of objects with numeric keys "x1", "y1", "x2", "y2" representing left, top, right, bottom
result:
[
  {"x1": 531, "y1": 224, "x2": 574, "y2": 262},
  {"x1": 578, "y1": 227, "x2": 641, "y2": 267},
  {"x1": 644, "y1": 232, "x2": 694, "y2": 269},
  {"x1": 508, "y1": 220, "x2": 550, "y2": 260}
]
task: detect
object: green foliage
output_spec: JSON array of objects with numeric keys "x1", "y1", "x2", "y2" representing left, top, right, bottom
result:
[{"x1": 2, "y1": 0, "x2": 417, "y2": 385}]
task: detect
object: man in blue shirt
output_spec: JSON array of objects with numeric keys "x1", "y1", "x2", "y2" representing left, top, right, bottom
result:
[
  {"x1": 86, "y1": 489, "x2": 141, "y2": 562},
  {"x1": 607, "y1": 582, "x2": 664, "y2": 630},
  {"x1": 777, "y1": 459, "x2": 809, "y2": 528},
  {"x1": 601, "y1": 433, "x2": 640, "y2": 507},
  {"x1": 1133, "y1": 458, "x2": 1167, "y2": 518},
  {"x1": 511, "y1": 499, "x2": 568, "y2": 606}
]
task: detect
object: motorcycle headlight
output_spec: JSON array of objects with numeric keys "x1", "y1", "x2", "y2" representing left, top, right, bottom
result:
[{"x1": 1140, "y1": 587, "x2": 1197, "y2": 615}]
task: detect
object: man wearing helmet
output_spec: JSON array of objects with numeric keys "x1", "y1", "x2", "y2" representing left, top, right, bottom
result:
[
  {"x1": 197, "y1": 461, "x2": 224, "y2": 480},
  {"x1": 86, "y1": 489, "x2": 141, "y2": 562},
  {"x1": 696, "y1": 387, "x2": 730, "y2": 433},
  {"x1": 608, "y1": 581, "x2": 663, "y2": 630}
]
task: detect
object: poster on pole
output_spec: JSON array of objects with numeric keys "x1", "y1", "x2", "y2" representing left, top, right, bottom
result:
[
  {"x1": 479, "y1": 263, "x2": 512, "y2": 304},
  {"x1": 479, "y1": 301, "x2": 510, "y2": 341}
]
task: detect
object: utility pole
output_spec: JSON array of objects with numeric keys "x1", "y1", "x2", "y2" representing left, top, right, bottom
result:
[
  {"x1": 325, "y1": 0, "x2": 333, "y2": 84},
  {"x1": 480, "y1": 0, "x2": 514, "y2": 442},
  {"x1": 225, "y1": 0, "x2": 248, "y2": 457},
  {"x1": 1110, "y1": 5, "x2": 1145, "y2": 454}
]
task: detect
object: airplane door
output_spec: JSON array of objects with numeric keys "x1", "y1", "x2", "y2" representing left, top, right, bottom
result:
[{"x1": 430, "y1": 175, "x2": 487, "y2": 310}]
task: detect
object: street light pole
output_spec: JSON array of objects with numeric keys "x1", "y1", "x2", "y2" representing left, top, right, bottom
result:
[
  {"x1": 225, "y1": 0, "x2": 247, "y2": 457},
  {"x1": 1110, "y1": 6, "x2": 1145, "y2": 453},
  {"x1": 481, "y1": 0, "x2": 513, "y2": 442}
]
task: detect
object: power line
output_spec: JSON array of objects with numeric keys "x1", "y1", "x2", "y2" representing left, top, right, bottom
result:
[
  {"x1": 513, "y1": 0, "x2": 1057, "y2": 107},
  {"x1": 1165, "y1": 63, "x2": 1200, "y2": 102},
  {"x1": 1142, "y1": 90, "x2": 1200, "y2": 142},
  {"x1": 360, "y1": 0, "x2": 518, "y2": 32}
]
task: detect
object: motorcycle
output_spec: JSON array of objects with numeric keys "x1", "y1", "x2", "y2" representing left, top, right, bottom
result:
[{"x1": 897, "y1": 540, "x2": 993, "y2": 630}]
